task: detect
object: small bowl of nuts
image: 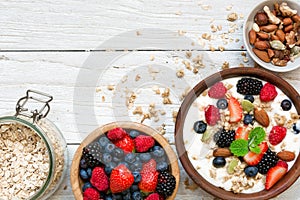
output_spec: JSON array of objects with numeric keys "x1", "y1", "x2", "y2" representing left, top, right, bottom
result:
[{"x1": 243, "y1": 0, "x2": 300, "y2": 72}]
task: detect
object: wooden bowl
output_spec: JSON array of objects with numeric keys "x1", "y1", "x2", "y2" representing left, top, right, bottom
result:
[
  {"x1": 71, "y1": 121, "x2": 180, "y2": 200},
  {"x1": 175, "y1": 67, "x2": 300, "y2": 200}
]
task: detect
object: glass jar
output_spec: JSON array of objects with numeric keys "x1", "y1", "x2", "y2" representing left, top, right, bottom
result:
[{"x1": 0, "y1": 90, "x2": 68, "y2": 200}]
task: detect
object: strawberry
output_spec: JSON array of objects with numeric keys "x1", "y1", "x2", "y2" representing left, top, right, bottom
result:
[
  {"x1": 235, "y1": 126, "x2": 249, "y2": 140},
  {"x1": 145, "y1": 193, "x2": 164, "y2": 200},
  {"x1": 269, "y1": 126, "x2": 287, "y2": 146},
  {"x1": 134, "y1": 135, "x2": 155, "y2": 152},
  {"x1": 114, "y1": 134, "x2": 135, "y2": 153},
  {"x1": 204, "y1": 105, "x2": 220, "y2": 126},
  {"x1": 265, "y1": 164, "x2": 287, "y2": 190},
  {"x1": 276, "y1": 160, "x2": 288, "y2": 169},
  {"x1": 228, "y1": 97, "x2": 243, "y2": 123},
  {"x1": 260, "y1": 83, "x2": 278, "y2": 102},
  {"x1": 139, "y1": 159, "x2": 159, "y2": 193},
  {"x1": 244, "y1": 142, "x2": 268, "y2": 165},
  {"x1": 83, "y1": 187, "x2": 100, "y2": 200},
  {"x1": 90, "y1": 167, "x2": 109, "y2": 191},
  {"x1": 110, "y1": 164, "x2": 134, "y2": 193},
  {"x1": 107, "y1": 127, "x2": 127, "y2": 141},
  {"x1": 208, "y1": 82, "x2": 227, "y2": 99}
]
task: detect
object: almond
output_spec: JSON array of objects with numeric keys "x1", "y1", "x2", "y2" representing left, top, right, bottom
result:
[
  {"x1": 271, "y1": 34, "x2": 280, "y2": 41},
  {"x1": 276, "y1": 29, "x2": 285, "y2": 42},
  {"x1": 213, "y1": 148, "x2": 232, "y2": 157},
  {"x1": 284, "y1": 24, "x2": 293, "y2": 33},
  {"x1": 252, "y1": 48, "x2": 271, "y2": 63},
  {"x1": 277, "y1": 151, "x2": 296, "y2": 162},
  {"x1": 267, "y1": 49, "x2": 275, "y2": 58},
  {"x1": 292, "y1": 15, "x2": 300, "y2": 23},
  {"x1": 254, "y1": 41, "x2": 270, "y2": 50},
  {"x1": 254, "y1": 108, "x2": 270, "y2": 127},
  {"x1": 249, "y1": 30, "x2": 257, "y2": 45},
  {"x1": 282, "y1": 17, "x2": 293, "y2": 26},
  {"x1": 260, "y1": 24, "x2": 278, "y2": 32},
  {"x1": 257, "y1": 32, "x2": 269, "y2": 40}
]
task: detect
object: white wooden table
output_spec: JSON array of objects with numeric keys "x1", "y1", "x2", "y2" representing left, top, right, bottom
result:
[{"x1": 0, "y1": 0, "x2": 299, "y2": 199}]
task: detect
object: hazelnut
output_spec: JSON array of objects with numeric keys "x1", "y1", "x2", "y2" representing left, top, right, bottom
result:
[{"x1": 255, "y1": 12, "x2": 268, "y2": 26}]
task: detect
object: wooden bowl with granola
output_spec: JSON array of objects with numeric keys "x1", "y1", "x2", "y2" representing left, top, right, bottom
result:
[{"x1": 175, "y1": 67, "x2": 300, "y2": 200}]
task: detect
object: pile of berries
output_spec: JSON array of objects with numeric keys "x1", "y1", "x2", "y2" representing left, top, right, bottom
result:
[{"x1": 79, "y1": 127, "x2": 176, "y2": 200}]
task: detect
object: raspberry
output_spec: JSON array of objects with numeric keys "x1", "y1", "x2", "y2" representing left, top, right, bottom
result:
[
  {"x1": 83, "y1": 187, "x2": 100, "y2": 200},
  {"x1": 208, "y1": 82, "x2": 227, "y2": 99},
  {"x1": 134, "y1": 135, "x2": 155, "y2": 152},
  {"x1": 145, "y1": 193, "x2": 164, "y2": 200},
  {"x1": 269, "y1": 126, "x2": 287, "y2": 145},
  {"x1": 90, "y1": 167, "x2": 109, "y2": 191},
  {"x1": 260, "y1": 83, "x2": 278, "y2": 102},
  {"x1": 107, "y1": 127, "x2": 127, "y2": 141},
  {"x1": 204, "y1": 105, "x2": 220, "y2": 126}
]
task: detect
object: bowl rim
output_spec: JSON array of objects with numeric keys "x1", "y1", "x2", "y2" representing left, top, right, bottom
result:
[
  {"x1": 174, "y1": 67, "x2": 300, "y2": 200},
  {"x1": 70, "y1": 121, "x2": 180, "y2": 200},
  {"x1": 243, "y1": 0, "x2": 300, "y2": 72}
]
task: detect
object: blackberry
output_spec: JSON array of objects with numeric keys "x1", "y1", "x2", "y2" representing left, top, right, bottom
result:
[
  {"x1": 236, "y1": 78, "x2": 263, "y2": 95},
  {"x1": 256, "y1": 149, "x2": 278, "y2": 174},
  {"x1": 156, "y1": 171, "x2": 176, "y2": 197},
  {"x1": 82, "y1": 142, "x2": 103, "y2": 167},
  {"x1": 214, "y1": 128, "x2": 235, "y2": 148}
]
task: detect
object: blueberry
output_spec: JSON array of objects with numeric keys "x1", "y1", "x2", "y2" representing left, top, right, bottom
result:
[
  {"x1": 281, "y1": 99, "x2": 292, "y2": 111},
  {"x1": 98, "y1": 136, "x2": 109, "y2": 147},
  {"x1": 112, "y1": 193, "x2": 122, "y2": 200},
  {"x1": 86, "y1": 168, "x2": 92, "y2": 178},
  {"x1": 129, "y1": 130, "x2": 140, "y2": 138},
  {"x1": 130, "y1": 184, "x2": 139, "y2": 192},
  {"x1": 104, "y1": 162, "x2": 117, "y2": 175},
  {"x1": 102, "y1": 153, "x2": 112, "y2": 164},
  {"x1": 79, "y1": 169, "x2": 89, "y2": 180},
  {"x1": 244, "y1": 95, "x2": 254, "y2": 103},
  {"x1": 104, "y1": 194, "x2": 113, "y2": 200},
  {"x1": 119, "y1": 162, "x2": 130, "y2": 169},
  {"x1": 105, "y1": 143, "x2": 115, "y2": 153},
  {"x1": 123, "y1": 192, "x2": 131, "y2": 200},
  {"x1": 292, "y1": 121, "x2": 300, "y2": 134},
  {"x1": 80, "y1": 158, "x2": 88, "y2": 169},
  {"x1": 157, "y1": 161, "x2": 168, "y2": 171},
  {"x1": 132, "y1": 171, "x2": 142, "y2": 183},
  {"x1": 82, "y1": 182, "x2": 92, "y2": 192},
  {"x1": 212, "y1": 157, "x2": 226, "y2": 168},
  {"x1": 193, "y1": 120, "x2": 207, "y2": 134},
  {"x1": 125, "y1": 153, "x2": 136, "y2": 164},
  {"x1": 132, "y1": 191, "x2": 142, "y2": 200},
  {"x1": 131, "y1": 160, "x2": 142, "y2": 171},
  {"x1": 244, "y1": 166, "x2": 258, "y2": 177},
  {"x1": 152, "y1": 146, "x2": 165, "y2": 158},
  {"x1": 112, "y1": 148, "x2": 124, "y2": 159},
  {"x1": 243, "y1": 114, "x2": 253, "y2": 125},
  {"x1": 113, "y1": 156, "x2": 122, "y2": 163},
  {"x1": 216, "y1": 98, "x2": 228, "y2": 109},
  {"x1": 139, "y1": 152, "x2": 152, "y2": 162}
]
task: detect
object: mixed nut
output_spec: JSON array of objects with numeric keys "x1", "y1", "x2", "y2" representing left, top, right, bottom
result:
[{"x1": 248, "y1": 2, "x2": 300, "y2": 66}]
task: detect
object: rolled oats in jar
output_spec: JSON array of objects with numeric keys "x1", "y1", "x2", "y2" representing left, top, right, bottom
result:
[{"x1": 0, "y1": 90, "x2": 68, "y2": 200}]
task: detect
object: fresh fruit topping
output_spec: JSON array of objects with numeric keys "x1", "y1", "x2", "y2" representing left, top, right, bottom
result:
[
  {"x1": 254, "y1": 108, "x2": 270, "y2": 127},
  {"x1": 277, "y1": 151, "x2": 296, "y2": 162},
  {"x1": 82, "y1": 142, "x2": 102, "y2": 168},
  {"x1": 214, "y1": 128, "x2": 235, "y2": 148},
  {"x1": 241, "y1": 100, "x2": 254, "y2": 112},
  {"x1": 98, "y1": 136, "x2": 110, "y2": 148},
  {"x1": 243, "y1": 142, "x2": 268, "y2": 166},
  {"x1": 276, "y1": 161, "x2": 288, "y2": 169},
  {"x1": 208, "y1": 82, "x2": 227, "y2": 99},
  {"x1": 193, "y1": 120, "x2": 207, "y2": 134},
  {"x1": 213, "y1": 148, "x2": 233, "y2": 157},
  {"x1": 82, "y1": 182, "x2": 92, "y2": 192},
  {"x1": 280, "y1": 99, "x2": 292, "y2": 111},
  {"x1": 212, "y1": 157, "x2": 226, "y2": 168},
  {"x1": 244, "y1": 166, "x2": 259, "y2": 177},
  {"x1": 145, "y1": 193, "x2": 161, "y2": 200},
  {"x1": 83, "y1": 187, "x2": 100, "y2": 200},
  {"x1": 204, "y1": 105, "x2": 220, "y2": 126},
  {"x1": 244, "y1": 95, "x2": 254, "y2": 103},
  {"x1": 132, "y1": 171, "x2": 142, "y2": 183},
  {"x1": 243, "y1": 114, "x2": 254, "y2": 125},
  {"x1": 236, "y1": 78, "x2": 263, "y2": 95},
  {"x1": 156, "y1": 161, "x2": 168, "y2": 172},
  {"x1": 114, "y1": 134, "x2": 135, "y2": 153},
  {"x1": 292, "y1": 121, "x2": 300, "y2": 134},
  {"x1": 139, "y1": 159, "x2": 159, "y2": 193},
  {"x1": 132, "y1": 191, "x2": 142, "y2": 200},
  {"x1": 90, "y1": 167, "x2": 109, "y2": 191},
  {"x1": 227, "y1": 158, "x2": 239, "y2": 174},
  {"x1": 152, "y1": 146, "x2": 165, "y2": 158},
  {"x1": 129, "y1": 130, "x2": 140, "y2": 138},
  {"x1": 269, "y1": 126, "x2": 287, "y2": 145},
  {"x1": 216, "y1": 98, "x2": 228, "y2": 109},
  {"x1": 201, "y1": 126, "x2": 213, "y2": 143},
  {"x1": 235, "y1": 126, "x2": 249, "y2": 140},
  {"x1": 260, "y1": 83, "x2": 278, "y2": 102},
  {"x1": 265, "y1": 164, "x2": 287, "y2": 190},
  {"x1": 228, "y1": 97, "x2": 243, "y2": 123},
  {"x1": 134, "y1": 135, "x2": 155, "y2": 152},
  {"x1": 156, "y1": 171, "x2": 176, "y2": 197},
  {"x1": 256, "y1": 149, "x2": 278, "y2": 174},
  {"x1": 80, "y1": 169, "x2": 90, "y2": 180},
  {"x1": 110, "y1": 164, "x2": 134, "y2": 193},
  {"x1": 107, "y1": 127, "x2": 127, "y2": 141}
]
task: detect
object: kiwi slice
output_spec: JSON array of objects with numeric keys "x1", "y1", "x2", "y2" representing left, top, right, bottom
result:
[{"x1": 241, "y1": 100, "x2": 254, "y2": 112}]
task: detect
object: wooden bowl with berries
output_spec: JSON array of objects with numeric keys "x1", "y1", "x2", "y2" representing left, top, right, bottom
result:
[
  {"x1": 175, "y1": 67, "x2": 300, "y2": 200},
  {"x1": 71, "y1": 121, "x2": 179, "y2": 200}
]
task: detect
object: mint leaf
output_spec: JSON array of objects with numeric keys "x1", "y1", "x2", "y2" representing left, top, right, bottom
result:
[
  {"x1": 229, "y1": 139, "x2": 249, "y2": 156},
  {"x1": 249, "y1": 127, "x2": 266, "y2": 146},
  {"x1": 249, "y1": 145, "x2": 261, "y2": 154}
]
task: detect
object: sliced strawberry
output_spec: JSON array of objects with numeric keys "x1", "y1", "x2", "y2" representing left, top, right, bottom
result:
[
  {"x1": 113, "y1": 134, "x2": 135, "y2": 153},
  {"x1": 244, "y1": 142, "x2": 268, "y2": 165},
  {"x1": 228, "y1": 97, "x2": 243, "y2": 123},
  {"x1": 265, "y1": 165, "x2": 287, "y2": 190},
  {"x1": 208, "y1": 82, "x2": 227, "y2": 99},
  {"x1": 276, "y1": 161, "x2": 288, "y2": 169},
  {"x1": 235, "y1": 126, "x2": 249, "y2": 140},
  {"x1": 269, "y1": 126, "x2": 287, "y2": 146},
  {"x1": 204, "y1": 105, "x2": 220, "y2": 126}
]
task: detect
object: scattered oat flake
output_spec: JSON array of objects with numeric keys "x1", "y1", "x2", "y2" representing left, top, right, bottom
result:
[
  {"x1": 226, "y1": 5, "x2": 233, "y2": 11},
  {"x1": 101, "y1": 96, "x2": 105, "y2": 102},
  {"x1": 218, "y1": 46, "x2": 225, "y2": 52},
  {"x1": 186, "y1": 51, "x2": 192, "y2": 58},
  {"x1": 107, "y1": 85, "x2": 115, "y2": 91},
  {"x1": 150, "y1": 55, "x2": 155, "y2": 61},
  {"x1": 163, "y1": 97, "x2": 172, "y2": 104},
  {"x1": 95, "y1": 87, "x2": 101, "y2": 92},
  {"x1": 201, "y1": 4, "x2": 212, "y2": 10},
  {"x1": 175, "y1": 11, "x2": 182, "y2": 15},
  {"x1": 227, "y1": 12, "x2": 238, "y2": 22},
  {"x1": 176, "y1": 69, "x2": 185, "y2": 78},
  {"x1": 133, "y1": 106, "x2": 143, "y2": 115},
  {"x1": 178, "y1": 30, "x2": 186, "y2": 36},
  {"x1": 136, "y1": 31, "x2": 141, "y2": 36},
  {"x1": 135, "y1": 74, "x2": 141, "y2": 81},
  {"x1": 222, "y1": 61, "x2": 229, "y2": 69}
]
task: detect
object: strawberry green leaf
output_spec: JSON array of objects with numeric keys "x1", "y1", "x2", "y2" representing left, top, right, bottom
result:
[
  {"x1": 249, "y1": 145, "x2": 261, "y2": 154},
  {"x1": 229, "y1": 139, "x2": 249, "y2": 156},
  {"x1": 249, "y1": 127, "x2": 266, "y2": 146}
]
